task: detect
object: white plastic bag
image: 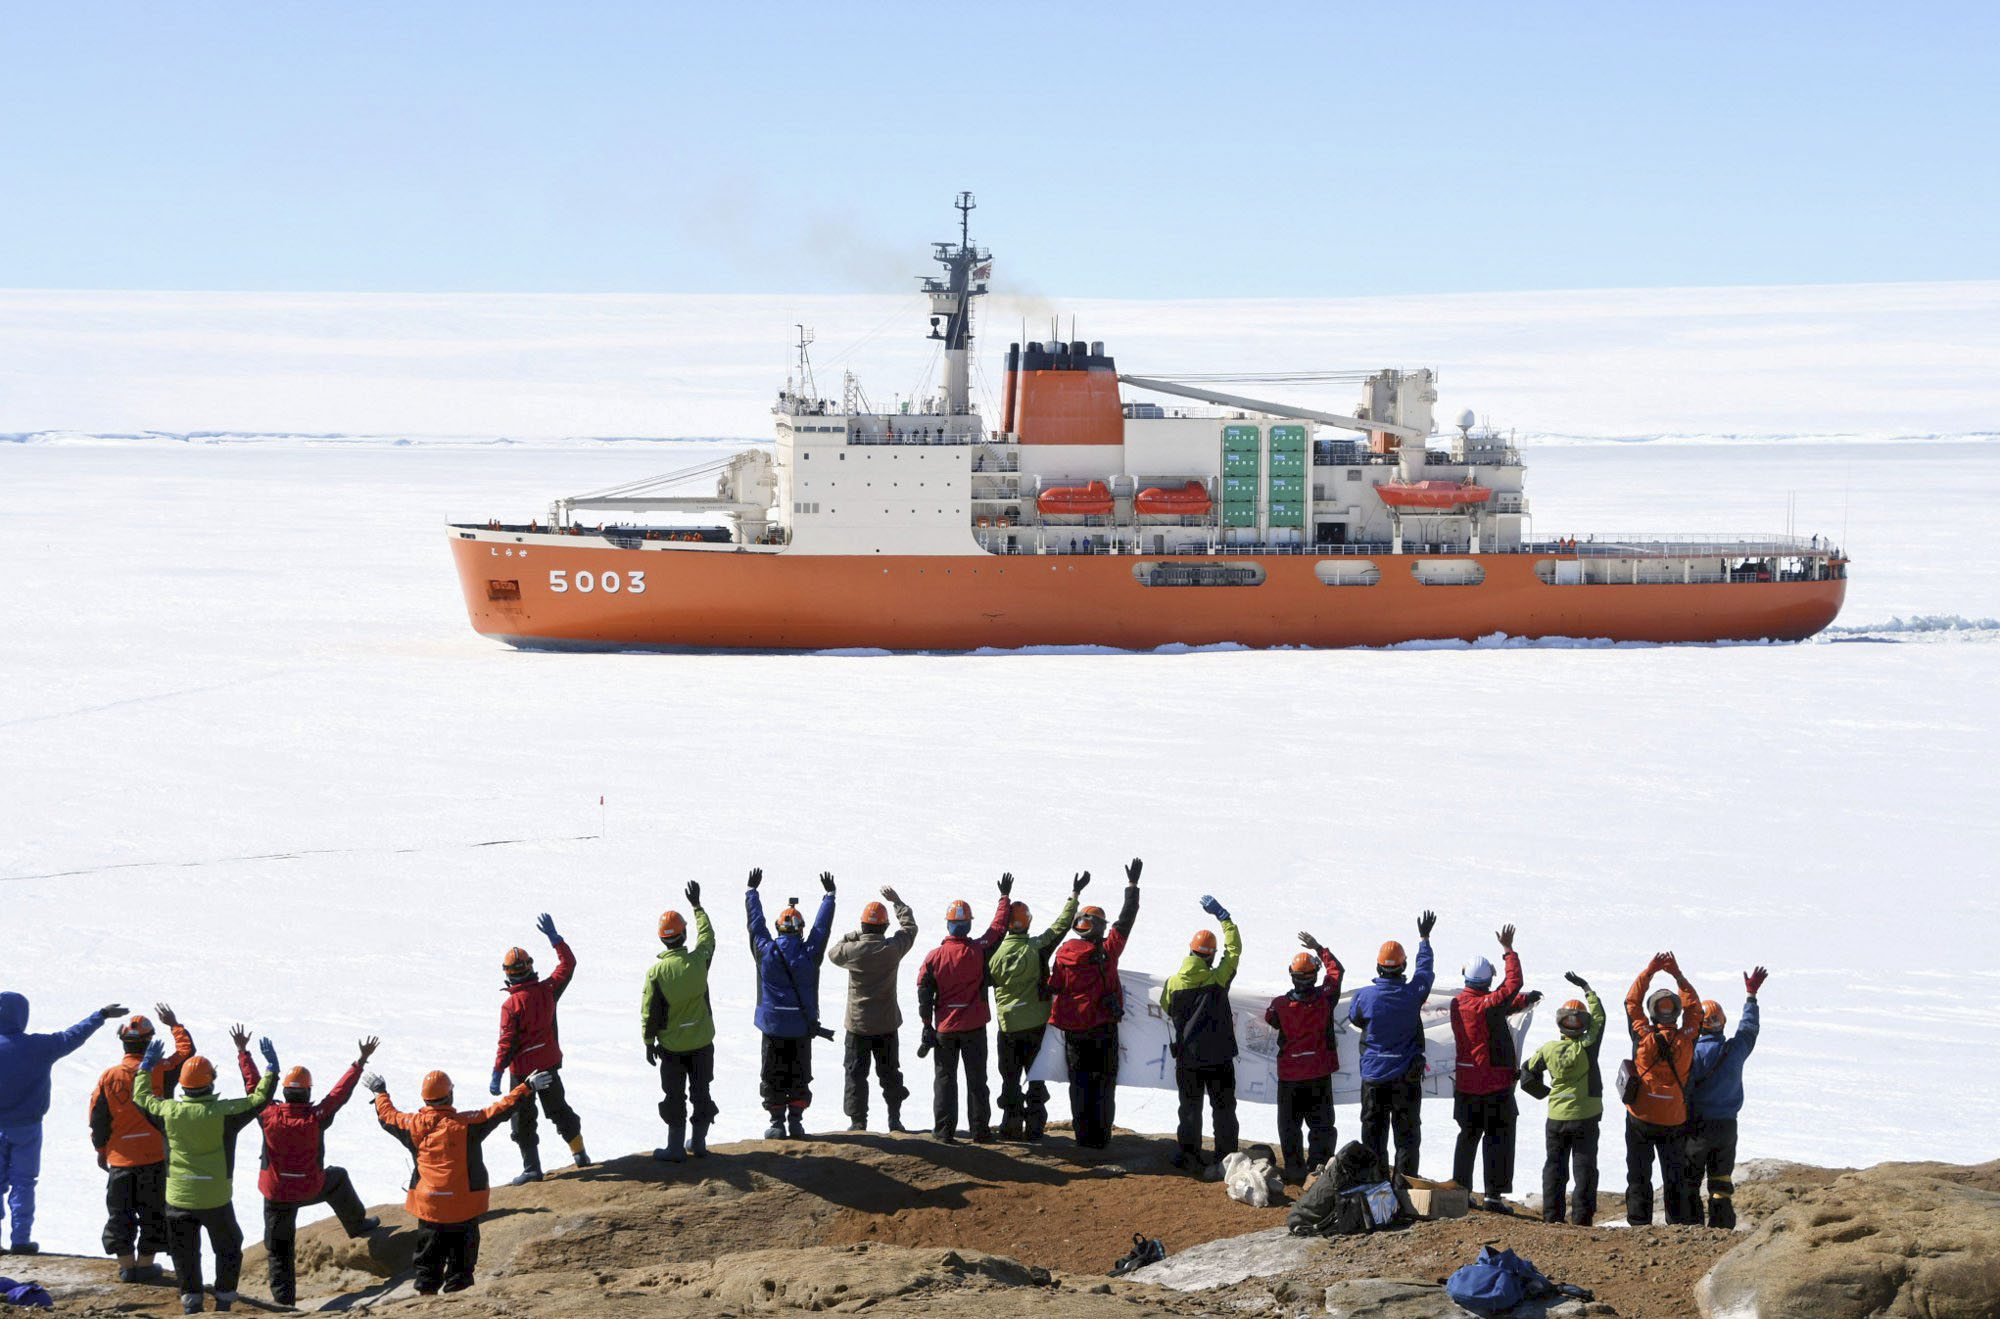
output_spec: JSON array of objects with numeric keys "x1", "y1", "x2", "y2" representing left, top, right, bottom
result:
[{"x1": 1221, "y1": 1150, "x2": 1284, "y2": 1207}]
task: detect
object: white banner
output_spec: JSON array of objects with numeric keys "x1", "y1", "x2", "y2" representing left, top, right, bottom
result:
[{"x1": 1027, "y1": 969, "x2": 1534, "y2": 1105}]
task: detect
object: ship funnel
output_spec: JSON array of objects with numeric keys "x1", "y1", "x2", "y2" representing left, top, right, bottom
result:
[{"x1": 1012, "y1": 338, "x2": 1123, "y2": 447}]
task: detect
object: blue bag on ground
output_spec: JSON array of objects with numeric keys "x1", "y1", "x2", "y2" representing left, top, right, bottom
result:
[
  {"x1": 0, "y1": 1277, "x2": 54, "y2": 1310},
  {"x1": 1445, "y1": 1246, "x2": 1553, "y2": 1314}
]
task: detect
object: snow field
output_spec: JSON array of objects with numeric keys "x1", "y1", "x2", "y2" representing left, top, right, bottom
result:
[{"x1": 2, "y1": 438, "x2": 1996, "y2": 1257}]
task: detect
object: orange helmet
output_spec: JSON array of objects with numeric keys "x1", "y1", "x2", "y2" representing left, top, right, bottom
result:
[
  {"x1": 421, "y1": 1070, "x2": 454, "y2": 1103},
  {"x1": 283, "y1": 1066, "x2": 312, "y2": 1093},
  {"x1": 502, "y1": 947, "x2": 534, "y2": 980},
  {"x1": 945, "y1": 899, "x2": 973, "y2": 923},
  {"x1": 1557, "y1": 999, "x2": 1590, "y2": 1037},
  {"x1": 117, "y1": 1014, "x2": 155, "y2": 1043},
  {"x1": 1702, "y1": 999, "x2": 1727, "y2": 1032},
  {"x1": 1289, "y1": 952, "x2": 1318, "y2": 978},
  {"x1": 659, "y1": 910, "x2": 687, "y2": 942},
  {"x1": 180, "y1": 1055, "x2": 216, "y2": 1090},
  {"x1": 1377, "y1": 941, "x2": 1407, "y2": 971},
  {"x1": 776, "y1": 905, "x2": 805, "y2": 935},
  {"x1": 1190, "y1": 929, "x2": 1218, "y2": 958},
  {"x1": 1074, "y1": 904, "x2": 1106, "y2": 933},
  {"x1": 1007, "y1": 901, "x2": 1032, "y2": 933},
  {"x1": 860, "y1": 901, "x2": 889, "y2": 928}
]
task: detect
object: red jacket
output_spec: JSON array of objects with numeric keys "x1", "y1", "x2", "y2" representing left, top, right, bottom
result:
[
  {"x1": 916, "y1": 897, "x2": 1010, "y2": 1034},
  {"x1": 1047, "y1": 885, "x2": 1140, "y2": 1033},
  {"x1": 1450, "y1": 949, "x2": 1527, "y2": 1096},
  {"x1": 237, "y1": 1051, "x2": 362, "y2": 1202},
  {"x1": 494, "y1": 940, "x2": 576, "y2": 1077},
  {"x1": 1264, "y1": 947, "x2": 1345, "y2": 1082}
]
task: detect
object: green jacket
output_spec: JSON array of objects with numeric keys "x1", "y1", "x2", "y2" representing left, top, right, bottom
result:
[
  {"x1": 987, "y1": 895, "x2": 1079, "y2": 1034},
  {"x1": 1523, "y1": 988, "x2": 1607, "y2": 1121},
  {"x1": 132, "y1": 1064, "x2": 275, "y2": 1210},
  {"x1": 1160, "y1": 920, "x2": 1242, "y2": 1067},
  {"x1": 643, "y1": 907, "x2": 718, "y2": 1053}
]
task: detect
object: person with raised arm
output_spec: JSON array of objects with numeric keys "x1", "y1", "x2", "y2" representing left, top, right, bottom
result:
[
  {"x1": 642, "y1": 883, "x2": 720, "y2": 1161},
  {"x1": 1622, "y1": 950, "x2": 1703, "y2": 1225},
  {"x1": 746, "y1": 869, "x2": 837, "y2": 1139},
  {"x1": 1161, "y1": 894, "x2": 1243, "y2": 1172},
  {"x1": 1449, "y1": 924, "x2": 1543, "y2": 1211},
  {"x1": 915, "y1": 875, "x2": 1013, "y2": 1143},
  {"x1": 368, "y1": 1066, "x2": 540, "y2": 1295},
  {"x1": 1264, "y1": 932, "x2": 1344, "y2": 1184},
  {"x1": 492, "y1": 912, "x2": 589, "y2": 1185},
  {"x1": 1348, "y1": 910, "x2": 1437, "y2": 1176},
  {"x1": 89, "y1": 1004, "x2": 192, "y2": 1282},
  {"x1": 1046, "y1": 858, "x2": 1143, "y2": 1151},
  {"x1": 132, "y1": 1025, "x2": 276, "y2": 1314},
  {"x1": 0, "y1": 992, "x2": 122, "y2": 1256},
  {"x1": 1686, "y1": 966, "x2": 1766, "y2": 1228},
  {"x1": 987, "y1": 872, "x2": 1084, "y2": 1142},
  {"x1": 1520, "y1": 972, "x2": 1607, "y2": 1224},
  {"x1": 234, "y1": 1033, "x2": 382, "y2": 1306},
  {"x1": 827, "y1": 883, "x2": 918, "y2": 1134}
]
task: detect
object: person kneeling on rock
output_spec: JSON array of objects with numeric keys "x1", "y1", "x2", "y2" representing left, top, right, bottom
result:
[
  {"x1": 367, "y1": 1067, "x2": 539, "y2": 1295},
  {"x1": 233, "y1": 1029, "x2": 382, "y2": 1307}
]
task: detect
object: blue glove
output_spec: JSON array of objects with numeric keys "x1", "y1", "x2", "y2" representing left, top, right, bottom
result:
[
  {"x1": 258, "y1": 1037, "x2": 279, "y2": 1074},
  {"x1": 1199, "y1": 894, "x2": 1231, "y2": 922},
  {"x1": 490, "y1": 1068, "x2": 504, "y2": 1096},
  {"x1": 535, "y1": 912, "x2": 560, "y2": 945},
  {"x1": 139, "y1": 1038, "x2": 165, "y2": 1072}
]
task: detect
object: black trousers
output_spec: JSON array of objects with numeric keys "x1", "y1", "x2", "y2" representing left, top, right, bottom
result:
[
  {"x1": 995, "y1": 1026, "x2": 1051, "y2": 1138},
  {"x1": 760, "y1": 1033, "x2": 814, "y2": 1113},
  {"x1": 412, "y1": 1218, "x2": 479, "y2": 1293},
  {"x1": 1688, "y1": 1116, "x2": 1740, "y2": 1228},
  {"x1": 1452, "y1": 1090, "x2": 1518, "y2": 1196},
  {"x1": 1626, "y1": 1115, "x2": 1697, "y2": 1225},
  {"x1": 263, "y1": 1166, "x2": 370, "y2": 1303},
  {"x1": 165, "y1": 1203, "x2": 243, "y2": 1297},
  {"x1": 1064, "y1": 1025, "x2": 1120, "y2": 1149},
  {"x1": 101, "y1": 1162, "x2": 167, "y2": 1258},
  {"x1": 1360, "y1": 1075, "x2": 1423, "y2": 1176},
  {"x1": 1275, "y1": 1077, "x2": 1335, "y2": 1177},
  {"x1": 510, "y1": 1068, "x2": 582, "y2": 1150},
  {"x1": 658, "y1": 1044, "x2": 719, "y2": 1128},
  {"x1": 1174, "y1": 1061, "x2": 1238, "y2": 1158},
  {"x1": 933, "y1": 1029, "x2": 992, "y2": 1138},
  {"x1": 1542, "y1": 1118, "x2": 1601, "y2": 1225},
  {"x1": 842, "y1": 1032, "x2": 907, "y2": 1123}
]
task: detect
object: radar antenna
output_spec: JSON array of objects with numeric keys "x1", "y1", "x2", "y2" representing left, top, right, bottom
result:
[{"x1": 921, "y1": 192, "x2": 990, "y2": 417}]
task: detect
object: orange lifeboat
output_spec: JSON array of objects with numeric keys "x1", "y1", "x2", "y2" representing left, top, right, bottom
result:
[
  {"x1": 1376, "y1": 480, "x2": 1494, "y2": 510},
  {"x1": 1134, "y1": 480, "x2": 1212, "y2": 516},
  {"x1": 1036, "y1": 480, "x2": 1114, "y2": 516}
]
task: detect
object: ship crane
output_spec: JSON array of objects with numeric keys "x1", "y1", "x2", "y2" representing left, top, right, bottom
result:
[{"x1": 1115, "y1": 374, "x2": 1426, "y2": 439}]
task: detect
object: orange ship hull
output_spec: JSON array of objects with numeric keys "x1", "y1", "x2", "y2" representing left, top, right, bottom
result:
[{"x1": 452, "y1": 536, "x2": 1847, "y2": 650}]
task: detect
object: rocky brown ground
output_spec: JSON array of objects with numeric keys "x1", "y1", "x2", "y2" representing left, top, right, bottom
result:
[{"x1": 22, "y1": 1132, "x2": 1983, "y2": 1316}]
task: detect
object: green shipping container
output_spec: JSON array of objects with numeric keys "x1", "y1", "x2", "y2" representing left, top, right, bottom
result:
[
  {"x1": 1269, "y1": 502, "x2": 1305, "y2": 527},
  {"x1": 1270, "y1": 425, "x2": 1307, "y2": 448},
  {"x1": 1222, "y1": 475, "x2": 1261, "y2": 500},
  {"x1": 1223, "y1": 449, "x2": 1260, "y2": 474},
  {"x1": 1223, "y1": 424, "x2": 1261, "y2": 451},
  {"x1": 1269, "y1": 475, "x2": 1305, "y2": 499},
  {"x1": 1269, "y1": 449, "x2": 1305, "y2": 476},
  {"x1": 1222, "y1": 504, "x2": 1258, "y2": 528}
]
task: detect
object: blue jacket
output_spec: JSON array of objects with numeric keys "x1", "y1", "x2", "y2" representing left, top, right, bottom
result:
[
  {"x1": 747, "y1": 890, "x2": 836, "y2": 1039},
  {"x1": 1688, "y1": 996, "x2": 1759, "y2": 1119},
  {"x1": 0, "y1": 992, "x2": 106, "y2": 1126},
  {"x1": 1347, "y1": 939, "x2": 1435, "y2": 1083}
]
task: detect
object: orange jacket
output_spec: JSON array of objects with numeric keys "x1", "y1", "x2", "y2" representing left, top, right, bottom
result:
[
  {"x1": 88, "y1": 1025, "x2": 194, "y2": 1168},
  {"x1": 374, "y1": 1086, "x2": 527, "y2": 1225},
  {"x1": 1624, "y1": 958, "x2": 1702, "y2": 1126}
]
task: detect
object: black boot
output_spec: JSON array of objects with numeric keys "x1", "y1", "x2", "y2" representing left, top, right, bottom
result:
[
  {"x1": 689, "y1": 1122, "x2": 710, "y2": 1157},
  {"x1": 763, "y1": 1112, "x2": 786, "y2": 1140},
  {"x1": 655, "y1": 1122, "x2": 686, "y2": 1162},
  {"x1": 886, "y1": 1103, "x2": 908, "y2": 1134},
  {"x1": 786, "y1": 1108, "x2": 806, "y2": 1140},
  {"x1": 511, "y1": 1145, "x2": 544, "y2": 1186}
]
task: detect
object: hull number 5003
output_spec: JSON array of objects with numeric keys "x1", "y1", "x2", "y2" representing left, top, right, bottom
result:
[{"x1": 549, "y1": 569, "x2": 646, "y2": 595}]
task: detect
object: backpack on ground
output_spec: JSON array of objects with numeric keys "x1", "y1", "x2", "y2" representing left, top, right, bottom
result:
[
  {"x1": 1108, "y1": 1232, "x2": 1165, "y2": 1276},
  {"x1": 1445, "y1": 1246, "x2": 1554, "y2": 1315},
  {"x1": 1287, "y1": 1140, "x2": 1394, "y2": 1236}
]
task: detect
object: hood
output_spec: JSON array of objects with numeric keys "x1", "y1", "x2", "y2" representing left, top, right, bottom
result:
[
  {"x1": 500, "y1": 974, "x2": 542, "y2": 992},
  {"x1": 0, "y1": 992, "x2": 27, "y2": 1033}
]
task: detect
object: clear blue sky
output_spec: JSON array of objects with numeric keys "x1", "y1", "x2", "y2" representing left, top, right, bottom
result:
[{"x1": 2, "y1": 1, "x2": 1994, "y2": 297}]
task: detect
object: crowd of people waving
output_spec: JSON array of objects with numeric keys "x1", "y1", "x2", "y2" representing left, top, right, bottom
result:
[{"x1": 0, "y1": 860, "x2": 1765, "y2": 1311}]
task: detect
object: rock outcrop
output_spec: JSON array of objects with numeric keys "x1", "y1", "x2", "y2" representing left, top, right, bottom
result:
[{"x1": 1697, "y1": 1159, "x2": 2000, "y2": 1318}]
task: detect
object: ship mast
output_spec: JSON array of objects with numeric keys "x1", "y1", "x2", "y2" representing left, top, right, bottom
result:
[{"x1": 922, "y1": 191, "x2": 989, "y2": 416}]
